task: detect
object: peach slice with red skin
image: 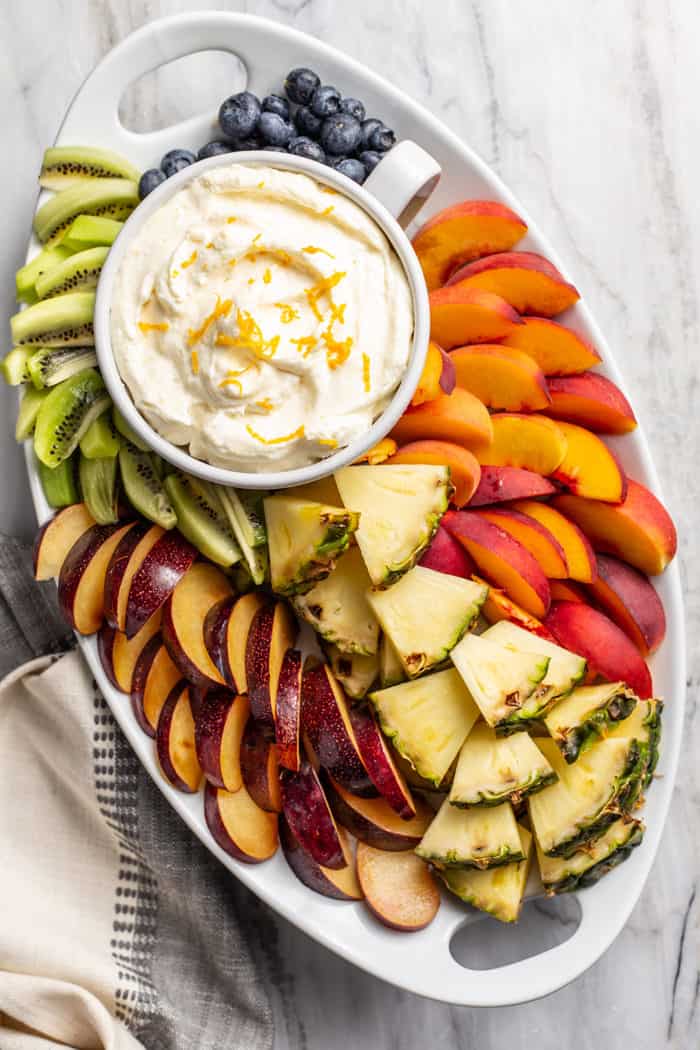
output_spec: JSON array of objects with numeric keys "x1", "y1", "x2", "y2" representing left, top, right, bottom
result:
[
  {"x1": 475, "y1": 574, "x2": 556, "y2": 642},
  {"x1": 549, "y1": 579, "x2": 588, "y2": 604},
  {"x1": 33, "y1": 502, "x2": 95, "y2": 581},
  {"x1": 447, "y1": 252, "x2": 580, "y2": 317},
  {"x1": 411, "y1": 341, "x2": 456, "y2": 406},
  {"x1": 413, "y1": 199, "x2": 527, "y2": 290},
  {"x1": 544, "y1": 601, "x2": 653, "y2": 699},
  {"x1": 391, "y1": 387, "x2": 493, "y2": 450},
  {"x1": 130, "y1": 634, "x2": 183, "y2": 738},
  {"x1": 156, "y1": 681, "x2": 204, "y2": 792},
  {"x1": 476, "y1": 507, "x2": 568, "y2": 579},
  {"x1": 443, "y1": 510, "x2": 551, "y2": 618},
  {"x1": 511, "y1": 500, "x2": 598, "y2": 583},
  {"x1": 587, "y1": 554, "x2": 666, "y2": 656},
  {"x1": 543, "y1": 372, "x2": 637, "y2": 434},
  {"x1": 450, "y1": 344, "x2": 551, "y2": 412},
  {"x1": 387, "y1": 439, "x2": 481, "y2": 506},
  {"x1": 550, "y1": 422, "x2": 627, "y2": 504},
  {"x1": 469, "y1": 465, "x2": 556, "y2": 507},
  {"x1": 419, "y1": 525, "x2": 476, "y2": 578},
  {"x1": 204, "y1": 781, "x2": 278, "y2": 863},
  {"x1": 553, "y1": 481, "x2": 677, "y2": 576},
  {"x1": 500, "y1": 317, "x2": 601, "y2": 375},
  {"x1": 161, "y1": 562, "x2": 233, "y2": 688},
  {"x1": 429, "y1": 286, "x2": 522, "y2": 349},
  {"x1": 194, "y1": 689, "x2": 249, "y2": 791},
  {"x1": 357, "y1": 842, "x2": 441, "y2": 932},
  {"x1": 473, "y1": 413, "x2": 567, "y2": 475},
  {"x1": 280, "y1": 817, "x2": 362, "y2": 900},
  {"x1": 58, "y1": 522, "x2": 135, "y2": 635}
]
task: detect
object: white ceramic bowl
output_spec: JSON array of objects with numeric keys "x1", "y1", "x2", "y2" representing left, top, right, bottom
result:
[{"x1": 94, "y1": 144, "x2": 440, "y2": 489}]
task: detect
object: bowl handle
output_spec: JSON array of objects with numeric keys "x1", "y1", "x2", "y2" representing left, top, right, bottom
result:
[{"x1": 363, "y1": 141, "x2": 441, "y2": 226}]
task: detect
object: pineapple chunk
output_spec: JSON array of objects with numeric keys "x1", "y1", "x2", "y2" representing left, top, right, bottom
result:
[
  {"x1": 484, "y1": 620, "x2": 587, "y2": 712},
  {"x1": 294, "y1": 546, "x2": 379, "y2": 654},
  {"x1": 416, "y1": 798, "x2": 523, "y2": 869},
  {"x1": 606, "y1": 698, "x2": 663, "y2": 790},
  {"x1": 536, "y1": 818, "x2": 644, "y2": 894},
  {"x1": 334, "y1": 464, "x2": 450, "y2": 587},
  {"x1": 450, "y1": 633, "x2": 550, "y2": 732},
  {"x1": 528, "y1": 737, "x2": 644, "y2": 858},
  {"x1": 264, "y1": 495, "x2": 358, "y2": 596},
  {"x1": 367, "y1": 566, "x2": 487, "y2": 677},
  {"x1": 378, "y1": 633, "x2": 406, "y2": 687},
  {"x1": 544, "y1": 682, "x2": 637, "y2": 764},
  {"x1": 449, "y1": 721, "x2": 557, "y2": 807},
  {"x1": 441, "y1": 825, "x2": 533, "y2": 922},
  {"x1": 368, "y1": 667, "x2": 479, "y2": 786},
  {"x1": 326, "y1": 644, "x2": 379, "y2": 700}
]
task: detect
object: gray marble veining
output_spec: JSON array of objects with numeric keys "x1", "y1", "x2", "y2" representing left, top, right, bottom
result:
[{"x1": 1, "y1": 2, "x2": 698, "y2": 1048}]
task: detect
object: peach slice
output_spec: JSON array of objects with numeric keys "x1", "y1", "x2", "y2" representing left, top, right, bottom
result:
[
  {"x1": 387, "y1": 439, "x2": 481, "y2": 506},
  {"x1": 419, "y1": 525, "x2": 476, "y2": 578},
  {"x1": 161, "y1": 562, "x2": 233, "y2": 688},
  {"x1": 450, "y1": 344, "x2": 551, "y2": 411},
  {"x1": 544, "y1": 372, "x2": 637, "y2": 434},
  {"x1": 356, "y1": 842, "x2": 440, "y2": 931},
  {"x1": 544, "y1": 601, "x2": 653, "y2": 699},
  {"x1": 156, "y1": 682, "x2": 203, "y2": 793},
  {"x1": 475, "y1": 574, "x2": 556, "y2": 642},
  {"x1": 473, "y1": 413, "x2": 567, "y2": 474},
  {"x1": 476, "y1": 508, "x2": 568, "y2": 579},
  {"x1": 411, "y1": 341, "x2": 456, "y2": 406},
  {"x1": 33, "y1": 502, "x2": 95, "y2": 581},
  {"x1": 550, "y1": 422, "x2": 627, "y2": 503},
  {"x1": 204, "y1": 781, "x2": 278, "y2": 863},
  {"x1": 130, "y1": 635, "x2": 183, "y2": 738},
  {"x1": 500, "y1": 317, "x2": 601, "y2": 374},
  {"x1": 511, "y1": 500, "x2": 598, "y2": 583},
  {"x1": 391, "y1": 387, "x2": 493, "y2": 450},
  {"x1": 446, "y1": 252, "x2": 580, "y2": 317},
  {"x1": 429, "y1": 286, "x2": 522, "y2": 349},
  {"x1": 469, "y1": 465, "x2": 556, "y2": 506},
  {"x1": 553, "y1": 481, "x2": 677, "y2": 576},
  {"x1": 587, "y1": 554, "x2": 666, "y2": 656},
  {"x1": 549, "y1": 579, "x2": 588, "y2": 604},
  {"x1": 413, "y1": 200, "x2": 527, "y2": 290},
  {"x1": 443, "y1": 510, "x2": 551, "y2": 618}
]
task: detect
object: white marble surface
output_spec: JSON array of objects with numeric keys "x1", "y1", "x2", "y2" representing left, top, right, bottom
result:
[{"x1": 2, "y1": 2, "x2": 698, "y2": 1047}]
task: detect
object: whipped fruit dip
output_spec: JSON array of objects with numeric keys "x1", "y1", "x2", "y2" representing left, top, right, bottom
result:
[{"x1": 110, "y1": 163, "x2": 414, "y2": 472}]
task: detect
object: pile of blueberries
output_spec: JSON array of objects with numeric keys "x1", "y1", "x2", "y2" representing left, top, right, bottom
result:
[{"x1": 139, "y1": 67, "x2": 396, "y2": 199}]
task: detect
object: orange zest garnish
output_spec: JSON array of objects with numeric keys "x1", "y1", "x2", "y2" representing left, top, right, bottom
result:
[
  {"x1": 187, "y1": 296, "x2": 233, "y2": 345},
  {"x1": 302, "y1": 245, "x2": 335, "y2": 259},
  {"x1": 320, "y1": 186, "x2": 338, "y2": 195},
  {"x1": 216, "y1": 309, "x2": 279, "y2": 360},
  {"x1": 171, "y1": 270, "x2": 179, "y2": 278},
  {"x1": 322, "y1": 325, "x2": 353, "y2": 369},
  {"x1": 320, "y1": 205, "x2": 334, "y2": 217},
  {"x1": 329, "y1": 301, "x2": 346, "y2": 325},
  {"x1": 362, "y1": 352, "x2": 371, "y2": 392},
  {"x1": 291, "y1": 335, "x2": 318, "y2": 357},
  {"x1": 181, "y1": 250, "x2": 198, "y2": 269},
  {"x1": 354, "y1": 438, "x2": 397, "y2": 465},
  {"x1": 254, "y1": 398, "x2": 274, "y2": 412},
  {"x1": 318, "y1": 437, "x2": 338, "y2": 448},
  {"x1": 205, "y1": 241, "x2": 215, "y2": 249},
  {"x1": 252, "y1": 233, "x2": 261, "y2": 245},
  {"x1": 219, "y1": 377, "x2": 242, "y2": 394},
  {"x1": 257, "y1": 181, "x2": 265, "y2": 189},
  {"x1": 263, "y1": 268, "x2": 272, "y2": 284},
  {"x1": 191, "y1": 350, "x2": 199, "y2": 374},
  {"x1": 248, "y1": 277, "x2": 255, "y2": 285},
  {"x1": 304, "y1": 271, "x2": 346, "y2": 321},
  {"x1": 138, "y1": 322, "x2": 169, "y2": 334},
  {"x1": 274, "y1": 303, "x2": 300, "y2": 324},
  {"x1": 226, "y1": 216, "x2": 237, "y2": 224},
  {"x1": 246, "y1": 423, "x2": 304, "y2": 445}
]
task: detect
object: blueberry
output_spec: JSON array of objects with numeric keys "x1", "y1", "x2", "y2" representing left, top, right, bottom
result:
[
  {"x1": 262, "y1": 94, "x2": 290, "y2": 120},
  {"x1": 219, "y1": 91, "x2": 261, "y2": 140},
  {"x1": 285, "y1": 67, "x2": 321, "y2": 105},
  {"x1": 310, "y1": 84, "x2": 341, "y2": 118},
  {"x1": 339, "y1": 97, "x2": 366, "y2": 122},
  {"x1": 367, "y1": 123, "x2": 396, "y2": 152},
  {"x1": 332, "y1": 157, "x2": 367, "y2": 184},
  {"x1": 294, "y1": 105, "x2": 323, "y2": 139},
  {"x1": 359, "y1": 150, "x2": 381, "y2": 174},
  {"x1": 288, "y1": 136, "x2": 326, "y2": 163},
  {"x1": 360, "y1": 118, "x2": 383, "y2": 151},
  {"x1": 258, "y1": 111, "x2": 295, "y2": 148},
  {"x1": 138, "y1": 168, "x2": 167, "y2": 199},
  {"x1": 197, "y1": 140, "x2": 232, "y2": 160},
  {"x1": 320, "y1": 113, "x2": 362, "y2": 156},
  {"x1": 160, "y1": 149, "x2": 196, "y2": 178},
  {"x1": 233, "y1": 136, "x2": 263, "y2": 151}
]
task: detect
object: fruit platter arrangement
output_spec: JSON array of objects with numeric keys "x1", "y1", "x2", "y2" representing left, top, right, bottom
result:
[{"x1": 5, "y1": 12, "x2": 683, "y2": 1004}]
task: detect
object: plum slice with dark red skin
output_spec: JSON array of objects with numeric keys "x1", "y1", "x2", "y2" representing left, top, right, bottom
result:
[
  {"x1": 194, "y1": 688, "x2": 248, "y2": 792},
  {"x1": 280, "y1": 815, "x2": 362, "y2": 901},
  {"x1": 155, "y1": 681, "x2": 203, "y2": 792},
  {"x1": 203, "y1": 780, "x2": 279, "y2": 864},
  {"x1": 203, "y1": 595, "x2": 236, "y2": 685},
  {"x1": 322, "y1": 773, "x2": 432, "y2": 851},
  {"x1": 280, "y1": 760, "x2": 346, "y2": 870},
  {"x1": 103, "y1": 520, "x2": 152, "y2": 628},
  {"x1": 130, "y1": 632, "x2": 173, "y2": 737},
  {"x1": 348, "y1": 706, "x2": 416, "y2": 819},
  {"x1": 240, "y1": 717, "x2": 282, "y2": 812},
  {"x1": 469, "y1": 466, "x2": 557, "y2": 507},
  {"x1": 58, "y1": 522, "x2": 134, "y2": 635},
  {"x1": 97, "y1": 622, "x2": 120, "y2": 690},
  {"x1": 125, "y1": 529, "x2": 198, "y2": 639},
  {"x1": 275, "y1": 647, "x2": 302, "y2": 772},
  {"x1": 33, "y1": 502, "x2": 95, "y2": 581},
  {"x1": 245, "y1": 601, "x2": 297, "y2": 730}
]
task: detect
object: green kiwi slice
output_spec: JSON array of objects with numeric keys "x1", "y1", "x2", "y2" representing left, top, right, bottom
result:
[
  {"x1": 33, "y1": 368, "x2": 110, "y2": 467},
  {"x1": 16, "y1": 386, "x2": 49, "y2": 441},
  {"x1": 1, "y1": 348, "x2": 32, "y2": 385},
  {"x1": 28, "y1": 346, "x2": 97, "y2": 389},
  {"x1": 34, "y1": 179, "x2": 138, "y2": 246},
  {"x1": 61, "y1": 215, "x2": 124, "y2": 252},
  {"x1": 112, "y1": 406, "x2": 151, "y2": 451},
  {"x1": 163, "y1": 473, "x2": 241, "y2": 567},
  {"x1": 79, "y1": 411, "x2": 121, "y2": 459},
  {"x1": 119, "y1": 443, "x2": 177, "y2": 529},
  {"x1": 35, "y1": 246, "x2": 109, "y2": 300},
  {"x1": 40, "y1": 147, "x2": 141, "y2": 190},
  {"x1": 38, "y1": 454, "x2": 79, "y2": 508},
  {"x1": 11, "y1": 292, "x2": 95, "y2": 347},
  {"x1": 16, "y1": 245, "x2": 73, "y2": 304},
  {"x1": 79, "y1": 453, "x2": 119, "y2": 524}
]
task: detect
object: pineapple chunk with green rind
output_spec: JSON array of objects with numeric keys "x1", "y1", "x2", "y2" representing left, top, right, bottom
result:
[
  {"x1": 367, "y1": 566, "x2": 487, "y2": 677},
  {"x1": 536, "y1": 818, "x2": 644, "y2": 894},
  {"x1": 606, "y1": 699, "x2": 663, "y2": 790},
  {"x1": 264, "y1": 495, "x2": 358, "y2": 596},
  {"x1": 528, "y1": 737, "x2": 644, "y2": 858},
  {"x1": 484, "y1": 620, "x2": 587, "y2": 716},
  {"x1": 326, "y1": 644, "x2": 380, "y2": 699},
  {"x1": 416, "y1": 798, "x2": 523, "y2": 870},
  {"x1": 368, "y1": 667, "x2": 479, "y2": 787},
  {"x1": 334, "y1": 464, "x2": 450, "y2": 587},
  {"x1": 449, "y1": 722, "x2": 557, "y2": 807},
  {"x1": 441, "y1": 825, "x2": 533, "y2": 921},
  {"x1": 294, "y1": 546, "x2": 379, "y2": 655},
  {"x1": 544, "y1": 682, "x2": 637, "y2": 764},
  {"x1": 379, "y1": 634, "x2": 406, "y2": 687},
  {"x1": 450, "y1": 633, "x2": 550, "y2": 732}
]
